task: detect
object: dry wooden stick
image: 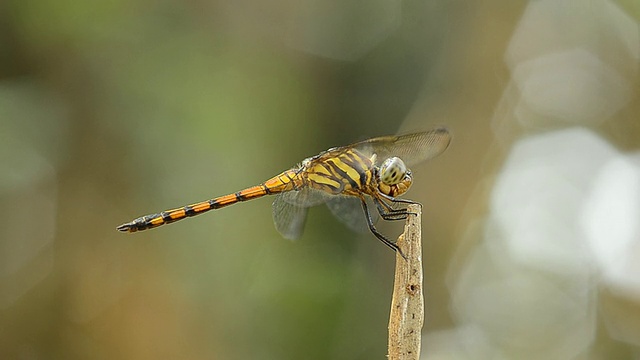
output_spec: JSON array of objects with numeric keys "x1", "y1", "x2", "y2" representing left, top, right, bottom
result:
[{"x1": 387, "y1": 203, "x2": 424, "y2": 360}]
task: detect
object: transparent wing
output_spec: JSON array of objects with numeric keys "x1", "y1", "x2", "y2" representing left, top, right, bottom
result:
[
  {"x1": 277, "y1": 186, "x2": 333, "y2": 207},
  {"x1": 325, "y1": 195, "x2": 379, "y2": 234},
  {"x1": 272, "y1": 193, "x2": 310, "y2": 240},
  {"x1": 352, "y1": 126, "x2": 452, "y2": 166}
]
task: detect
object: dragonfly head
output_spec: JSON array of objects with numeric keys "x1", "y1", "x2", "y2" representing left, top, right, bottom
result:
[{"x1": 378, "y1": 157, "x2": 412, "y2": 197}]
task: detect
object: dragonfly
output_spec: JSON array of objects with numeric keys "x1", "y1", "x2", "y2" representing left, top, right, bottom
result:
[{"x1": 117, "y1": 127, "x2": 451, "y2": 256}]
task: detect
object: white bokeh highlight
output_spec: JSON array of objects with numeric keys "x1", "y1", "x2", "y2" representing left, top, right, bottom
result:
[
  {"x1": 449, "y1": 0, "x2": 639, "y2": 356},
  {"x1": 491, "y1": 128, "x2": 617, "y2": 274},
  {"x1": 511, "y1": 49, "x2": 633, "y2": 124},
  {"x1": 582, "y1": 155, "x2": 640, "y2": 299},
  {"x1": 500, "y1": 0, "x2": 639, "y2": 130},
  {"x1": 445, "y1": 128, "x2": 630, "y2": 359}
]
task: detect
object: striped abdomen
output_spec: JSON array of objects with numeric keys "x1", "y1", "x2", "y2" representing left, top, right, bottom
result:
[{"x1": 116, "y1": 169, "x2": 299, "y2": 232}]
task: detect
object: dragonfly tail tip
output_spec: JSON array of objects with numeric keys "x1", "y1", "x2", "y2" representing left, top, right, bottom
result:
[{"x1": 116, "y1": 223, "x2": 132, "y2": 232}]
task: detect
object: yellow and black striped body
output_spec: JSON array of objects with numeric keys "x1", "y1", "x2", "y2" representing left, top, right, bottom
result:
[
  {"x1": 301, "y1": 147, "x2": 411, "y2": 199},
  {"x1": 301, "y1": 147, "x2": 376, "y2": 196},
  {"x1": 116, "y1": 169, "x2": 301, "y2": 232}
]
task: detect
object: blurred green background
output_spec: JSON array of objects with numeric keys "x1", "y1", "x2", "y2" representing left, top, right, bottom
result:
[{"x1": 1, "y1": 1, "x2": 639, "y2": 359}]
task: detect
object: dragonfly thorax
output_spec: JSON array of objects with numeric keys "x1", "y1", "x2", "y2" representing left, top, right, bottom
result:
[{"x1": 377, "y1": 157, "x2": 412, "y2": 197}]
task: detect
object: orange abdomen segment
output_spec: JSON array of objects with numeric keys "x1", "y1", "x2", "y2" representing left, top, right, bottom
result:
[{"x1": 116, "y1": 169, "x2": 299, "y2": 232}]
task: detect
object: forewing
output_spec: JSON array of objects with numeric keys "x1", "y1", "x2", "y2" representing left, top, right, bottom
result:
[
  {"x1": 325, "y1": 195, "x2": 379, "y2": 234},
  {"x1": 272, "y1": 193, "x2": 309, "y2": 240},
  {"x1": 352, "y1": 126, "x2": 452, "y2": 166}
]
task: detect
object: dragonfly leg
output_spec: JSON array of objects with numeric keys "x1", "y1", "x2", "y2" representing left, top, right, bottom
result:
[
  {"x1": 377, "y1": 192, "x2": 422, "y2": 217},
  {"x1": 378, "y1": 192, "x2": 422, "y2": 206},
  {"x1": 373, "y1": 192, "x2": 422, "y2": 220},
  {"x1": 373, "y1": 197, "x2": 410, "y2": 221},
  {"x1": 360, "y1": 197, "x2": 407, "y2": 259}
]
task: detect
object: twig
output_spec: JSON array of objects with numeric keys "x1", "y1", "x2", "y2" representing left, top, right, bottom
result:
[{"x1": 387, "y1": 203, "x2": 424, "y2": 360}]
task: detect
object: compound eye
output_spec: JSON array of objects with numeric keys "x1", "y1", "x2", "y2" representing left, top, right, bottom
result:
[{"x1": 379, "y1": 157, "x2": 407, "y2": 185}]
